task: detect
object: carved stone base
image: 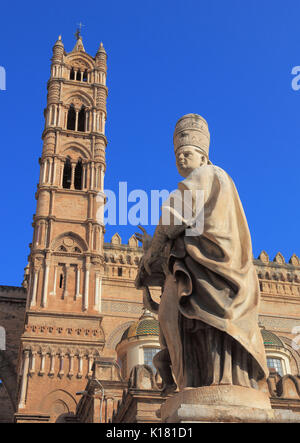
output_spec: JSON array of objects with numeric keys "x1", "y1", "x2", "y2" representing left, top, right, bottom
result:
[{"x1": 160, "y1": 385, "x2": 300, "y2": 423}]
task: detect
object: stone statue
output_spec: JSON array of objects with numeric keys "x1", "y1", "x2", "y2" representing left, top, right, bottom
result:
[{"x1": 135, "y1": 113, "x2": 269, "y2": 397}]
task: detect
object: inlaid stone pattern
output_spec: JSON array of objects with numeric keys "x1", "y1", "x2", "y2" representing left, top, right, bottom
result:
[{"x1": 102, "y1": 300, "x2": 143, "y2": 315}]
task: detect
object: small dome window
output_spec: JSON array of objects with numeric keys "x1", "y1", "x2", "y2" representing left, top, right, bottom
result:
[
  {"x1": 267, "y1": 357, "x2": 284, "y2": 376},
  {"x1": 143, "y1": 347, "x2": 159, "y2": 372}
]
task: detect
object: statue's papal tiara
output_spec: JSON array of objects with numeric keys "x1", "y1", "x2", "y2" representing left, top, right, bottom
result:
[{"x1": 173, "y1": 113, "x2": 210, "y2": 158}]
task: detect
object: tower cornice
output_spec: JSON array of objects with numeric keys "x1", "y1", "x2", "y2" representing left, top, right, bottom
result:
[{"x1": 41, "y1": 127, "x2": 108, "y2": 145}]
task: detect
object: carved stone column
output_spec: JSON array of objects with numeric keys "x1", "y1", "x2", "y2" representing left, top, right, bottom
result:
[
  {"x1": 49, "y1": 351, "x2": 55, "y2": 377},
  {"x1": 63, "y1": 264, "x2": 69, "y2": 299},
  {"x1": 29, "y1": 350, "x2": 37, "y2": 376},
  {"x1": 50, "y1": 265, "x2": 57, "y2": 296},
  {"x1": 18, "y1": 350, "x2": 30, "y2": 409},
  {"x1": 75, "y1": 265, "x2": 82, "y2": 299},
  {"x1": 30, "y1": 266, "x2": 39, "y2": 308},
  {"x1": 41, "y1": 259, "x2": 50, "y2": 307},
  {"x1": 94, "y1": 274, "x2": 102, "y2": 312},
  {"x1": 58, "y1": 352, "x2": 64, "y2": 378},
  {"x1": 68, "y1": 353, "x2": 74, "y2": 378},
  {"x1": 83, "y1": 258, "x2": 90, "y2": 311},
  {"x1": 70, "y1": 161, "x2": 76, "y2": 190},
  {"x1": 39, "y1": 351, "x2": 46, "y2": 376}
]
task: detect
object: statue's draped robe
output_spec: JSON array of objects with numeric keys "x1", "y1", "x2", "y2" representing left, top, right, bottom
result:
[{"x1": 156, "y1": 165, "x2": 268, "y2": 390}]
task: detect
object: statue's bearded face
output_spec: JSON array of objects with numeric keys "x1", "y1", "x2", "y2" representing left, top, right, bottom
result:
[{"x1": 175, "y1": 146, "x2": 207, "y2": 177}]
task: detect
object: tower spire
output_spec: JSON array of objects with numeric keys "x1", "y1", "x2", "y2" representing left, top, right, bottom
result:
[{"x1": 72, "y1": 23, "x2": 85, "y2": 52}]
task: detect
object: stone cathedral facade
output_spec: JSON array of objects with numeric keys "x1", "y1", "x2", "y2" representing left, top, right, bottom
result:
[{"x1": 0, "y1": 35, "x2": 300, "y2": 423}]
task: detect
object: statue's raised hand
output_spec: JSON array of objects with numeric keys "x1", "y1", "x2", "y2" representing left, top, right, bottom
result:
[{"x1": 135, "y1": 225, "x2": 152, "y2": 252}]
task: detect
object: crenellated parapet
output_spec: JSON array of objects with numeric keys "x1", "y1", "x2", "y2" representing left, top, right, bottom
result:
[
  {"x1": 255, "y1": 251, "x2": 300, "y2": 298},
  {"x1": 103, "y1": 234, "x2": 143, "y2": 281},
  {"x1": 102, "y1": 236, "x2": 300, "y2": 300}
]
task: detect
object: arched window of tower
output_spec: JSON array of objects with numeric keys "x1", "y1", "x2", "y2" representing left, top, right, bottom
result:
[
  {"x1": 83, "y1": 70, "x2": 88, "y2": 82},
  {"x1": 59, "y1": 273, "x2": 64, "y2": 289},
  {"x1": 67, "y1": 104, "x2": 76, "y2": 131},
  {"x1": 70, "y1": 67, "x2": 75, "y2": 80},
  {"x1": 62, "y1": 157, "x2": 72, "y2": 189},
  {"x1": 74, "y1": 159, "x2": 83, "y2": 190},
  {"x1": 77, "y1": 106, "x2": 86, "y2": 132},
  {"x1": 76, "y1": 70, "x2": 81, "y2": 81}
]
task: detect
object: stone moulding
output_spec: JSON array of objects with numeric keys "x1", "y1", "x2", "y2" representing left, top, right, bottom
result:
[{"x1": 160, "y1": 385, "x2": 300, "y2": 423}]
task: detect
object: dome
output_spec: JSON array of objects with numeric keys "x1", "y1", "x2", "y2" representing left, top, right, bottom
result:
[
  {"x1": 120, "y1": 310, "x2": 159, "y2": 342},
  {"x1": 261, "y1": 329, "x2": 284, "y2": 348},
  {"x1": 53, "y1": 35, "x2": 64, "y2": 48},
  {"x1": 96, "y1": 42, "x2": 107, "y2": 55}
]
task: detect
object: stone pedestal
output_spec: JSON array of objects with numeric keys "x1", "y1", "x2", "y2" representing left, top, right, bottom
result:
[{"x1": 160, "y1": 385, "x2": 300, "y2": 423}]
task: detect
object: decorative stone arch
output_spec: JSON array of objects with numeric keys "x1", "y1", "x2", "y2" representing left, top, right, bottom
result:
[
  {"x1": 109, "y1": 254, "x2": 116, "y2": 263},
  {"x1": 276, "y1": 374, "x2": 300, "y2": 399},
  {"x1": 61, "y1": 142, "x2": 90, "y2": 161},
  {"x1": 51, "y1": 232, "x2": 88, "y2": 254},
  {"x1": 0, "y1": 351, "x2": 17, "y2": 412},
  {"x1": 65, "y1": 53, "x2": 95, "y2": 71},
  {"x1": 64, "y1": 91, "x2": 93, "y2": 109},
  {"x1": 39, "y1": 389, "x2": 77, "y2": 419},
  {"x1": 106, "y1": 321, "x2": 135, "y2": 350},
  {"x1": 279, "y1": 336, "x2": 300, "y2": 374},
  {"x1": 126, "y1": 255, "x2": 132, "y2": 265}
]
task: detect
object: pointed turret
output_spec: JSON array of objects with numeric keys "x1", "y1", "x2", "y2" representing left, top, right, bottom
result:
[
  {"x1": 72, "y1": 35, "x2": 85, "y2": 52},
  {"x1": 95, "y1": 42, "x2": 107, "y2": 85},
  {"x1": 53, "y1": 35, "x2": 64, "y2": 48},
  {"x1": 52, "y1": 35, "x2": 64, "y2": 64},
  {"x1": 96, "y1": 42, "x2": 106, "y2": 56}
]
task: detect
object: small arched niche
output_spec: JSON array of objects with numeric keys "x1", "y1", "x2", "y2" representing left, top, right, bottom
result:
[
  {"x1": 67, "y1": 104, "x2": 76, "y2": 131},
  {"x1": 74, "y1": 159, "x2": 83, "y2": 190},
  {"x1": 62, "y1": 157, "x2": 72, "y2": 189}
]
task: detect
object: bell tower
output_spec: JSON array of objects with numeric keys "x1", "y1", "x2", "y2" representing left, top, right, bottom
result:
[{"x1": 15, "y1": 33, "x2": 108, "y2": 423}]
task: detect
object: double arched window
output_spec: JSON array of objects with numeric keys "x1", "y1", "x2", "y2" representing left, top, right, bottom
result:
[
  {"x1": 62, "y1": 157, "x2": 83, "y2": 190},
  {"x1": 69, "y1": 68, "x2": 88, "y2": 82},
  {"x1": 67, "y1": 104, "x2": 86, "y2": 132}
]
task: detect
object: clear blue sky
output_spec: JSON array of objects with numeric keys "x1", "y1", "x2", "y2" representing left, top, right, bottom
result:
[{"x1": 0, "y1": 0, "x2": 300, "y2": 286}]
